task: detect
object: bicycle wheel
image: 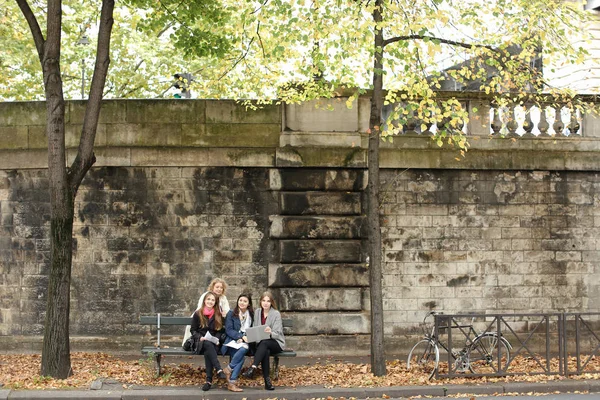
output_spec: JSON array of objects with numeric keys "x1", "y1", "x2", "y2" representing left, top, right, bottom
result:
[
  {"x1": 468, "y1": 333, "x2": 511, "y2": 375},
  {"x1": 407, "y1": 339, "x2": 439, "y2": 380}
]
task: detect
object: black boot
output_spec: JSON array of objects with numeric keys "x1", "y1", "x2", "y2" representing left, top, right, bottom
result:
[
  {"x1": 242, "y1": 366, "x2": 256, "y2": 379},
  {"x1": 264, "y1": 377, "x2": 274, "y2": 390}
]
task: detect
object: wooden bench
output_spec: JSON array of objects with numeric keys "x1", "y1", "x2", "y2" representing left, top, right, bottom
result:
[{"x1": 140, "y1": 314, "x2": 296, "y2": 379}]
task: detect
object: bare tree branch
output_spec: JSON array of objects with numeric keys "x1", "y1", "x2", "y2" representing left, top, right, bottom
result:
[
  {"x1": 217, "y1": 36, "x2": 255, "y2": 81},
  {"x1": 69, "y1": 0, "x2": 115, "y2": 193},
  {"x1": 14, "y1": 0, "x2": 45, "y2": 62},
  {"x1": 383, "y1": 35, "x2": 495, "y2": 51}
]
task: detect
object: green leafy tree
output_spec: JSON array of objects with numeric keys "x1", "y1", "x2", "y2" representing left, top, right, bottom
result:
[
  {"x1": 8, "y1": 0, "x2": 233, "y2": 378},
  {"x1": 155, "y1": 0, "x2": 590, "y2": 376},
  {"x1": 1, "y1": 0, "x2": 222, "y2": 100}
]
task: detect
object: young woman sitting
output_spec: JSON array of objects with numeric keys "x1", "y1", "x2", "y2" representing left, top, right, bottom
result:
[
  {"x1": 221, "y1": 294, "x2": 253, "y2": 392},
  {"x1": 190, "y1": 291, "x2": 227, "y2": 391},
  {"x1": 182, "y1": 277, "x2": 230, "y2": 346},
  {"x1": 242, "y1": 291, "x2": 285, "y2": 391}
]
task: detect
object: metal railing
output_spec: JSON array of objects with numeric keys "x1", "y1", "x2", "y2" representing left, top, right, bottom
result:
[
  {"x1": 428, "y1": 312, "x2": 600, "y2": 379},
  {"x1": 563, "y1": 313, "x2": 600, "y2": 376}
]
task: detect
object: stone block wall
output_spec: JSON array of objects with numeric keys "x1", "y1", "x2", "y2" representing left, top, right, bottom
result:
[
  {"x1": 380, "y1": 169, "x2": 600, "y2": 338},
  {"x1": 0, "y1": 166, "x2": 277, "y2": 339}
]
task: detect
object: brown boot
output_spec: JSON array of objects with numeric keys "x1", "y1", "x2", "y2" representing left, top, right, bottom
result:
[
  {"x1": 223, "y1": 365, "x2": 232, "y2": 381},
  {"x1": 227, "y1": 380, "x2": 243, "y2": 392}
]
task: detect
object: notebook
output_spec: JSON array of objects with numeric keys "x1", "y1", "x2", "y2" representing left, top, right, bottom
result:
[{"x1": 245, "y1": 325, "x2": 271, "y2": 343}]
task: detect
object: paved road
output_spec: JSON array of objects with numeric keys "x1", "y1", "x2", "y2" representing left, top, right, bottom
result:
[{"x1": 420, "y1": 395, "x2": 600, "y2": 400}]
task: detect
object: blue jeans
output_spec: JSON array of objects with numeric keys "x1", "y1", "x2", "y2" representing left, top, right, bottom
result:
[{"x1": 225, "y1": 345, "x2": 249, "y2": 380}]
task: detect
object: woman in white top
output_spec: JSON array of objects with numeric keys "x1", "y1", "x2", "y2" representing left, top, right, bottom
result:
[{"x1": 182, "y1": 278, "x2": 230, "y2": 346}]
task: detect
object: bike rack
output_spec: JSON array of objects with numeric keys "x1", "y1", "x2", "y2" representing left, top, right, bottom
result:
[
  {"x1": 563, "y1": 313, "x2": 600, "y2": 376},
  {"x1": 433, "y1": 312, "x2": 564, "y2": 378}
]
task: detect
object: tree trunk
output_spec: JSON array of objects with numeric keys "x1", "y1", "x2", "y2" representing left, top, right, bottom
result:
[
  {"x1": 40, "y1": 72, "x2": 74, "y2": 378},
  {"x1": 39, "y1": 0, "x2": 73, "y2": 377},
  {"x1": 368, "y1": 0, "x2": 386, "y2": 377},
  {"x1": 15, "y1": 0, "x2": 114, "y2": 379},
  {"x1": 41, "y1": 202, "x2": 74, "y2": 378}
]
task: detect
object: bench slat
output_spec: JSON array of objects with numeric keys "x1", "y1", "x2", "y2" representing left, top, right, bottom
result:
[
  {"x1": 140, "y1": 316, "x2": 192, "y2": 325},
  {"x1": 140, "y1": 315, "x2": 293, "y2": 327}
]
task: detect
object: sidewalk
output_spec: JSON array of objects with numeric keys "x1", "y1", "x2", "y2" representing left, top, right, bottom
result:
[
  {"x1": 1, "y1": 379, "x2": 599, "y2": 400},
  {"x1": 1, "y1": 355, "x2": 599, "y2": 400}
]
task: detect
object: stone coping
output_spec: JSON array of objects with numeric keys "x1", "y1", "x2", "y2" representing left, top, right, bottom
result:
[{"x1": 1, "y1": 135, "x2": 599, "y2": 170}]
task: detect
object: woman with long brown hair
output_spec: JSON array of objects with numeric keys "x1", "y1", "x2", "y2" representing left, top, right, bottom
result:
[
  {"x1": 190, "y1": 291, "x2": 227, "y2": 391},
  {"x1": 182, "y1": 278, "x2": 230, "y2": 346},
  {"x1": 242, "y1": 291, "x2": 285, "y2": 391}
]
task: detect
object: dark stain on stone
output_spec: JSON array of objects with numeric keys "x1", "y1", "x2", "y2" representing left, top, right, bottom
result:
[
  {"x1": 419, "y1": 274, "x2": 434, "y2": 284},
  {"x1": 286, "y1": 193, "x2": 310, "y2": 215},
  {"x1": 386, "y1": 252, "x2": 403, "y2": 262},
  {"x1": 115, "y1": 252, "x2": 127, "y2": 264},
  {"x1": 553, "y1": 173, "x2": 568, "y2": 205},
  {"x1": 423, "y1": 301, "x2": 437, "y2": 309},
  {"x1": 447, "y1": 275, "x2": 470, "y2": 287},
  {"x1": 174, "y1": 203, "x2": 193, "y2": 217}
]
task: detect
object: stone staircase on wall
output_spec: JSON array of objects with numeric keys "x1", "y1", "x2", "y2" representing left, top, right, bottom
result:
[{"x1": 268, "y1": 169, "x2": 370, "y2": 345}]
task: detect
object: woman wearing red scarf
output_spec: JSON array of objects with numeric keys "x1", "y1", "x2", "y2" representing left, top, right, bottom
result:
[{"x1": 190, "y1": 292, "x2": 227, "y2": 391}]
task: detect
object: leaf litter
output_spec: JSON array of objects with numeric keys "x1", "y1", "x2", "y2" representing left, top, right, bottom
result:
[{"x1": 1, "y1": 353, "x2": 599, "y2": 391}]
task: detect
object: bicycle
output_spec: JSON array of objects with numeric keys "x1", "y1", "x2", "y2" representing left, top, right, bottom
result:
[{"x1": 406, "y1": 311, "x2": 512, "y2": 379}]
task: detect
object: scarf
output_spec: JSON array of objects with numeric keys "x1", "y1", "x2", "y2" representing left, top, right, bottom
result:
[
  {"x1": 203, "y1": 307, "x2": 215, "y2": 320},
  {"x1": 239, "y1": 310, "x2": 251, "y2": 333}
]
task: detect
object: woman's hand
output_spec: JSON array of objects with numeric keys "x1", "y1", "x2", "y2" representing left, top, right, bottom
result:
[
  {"x1": 242, "y1": 336, "x2": 248, "y2": 343},
  {"x1": 237, "y1": 338, "x2": 243, "y2": 343},
  {"x1": 199, "y1": 337, "x2": 206, "y2": 342},
  {"x1": 264, "y1": 326, "x2": 272, "y2": 334}
]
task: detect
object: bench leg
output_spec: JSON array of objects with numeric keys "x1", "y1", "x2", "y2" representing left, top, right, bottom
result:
[
  {"x1": 155, "y1": 353, "x2": 162, "y2": 377},
  {"x1": 272, "y1": 356, "x2": 280, "y2": 380}
]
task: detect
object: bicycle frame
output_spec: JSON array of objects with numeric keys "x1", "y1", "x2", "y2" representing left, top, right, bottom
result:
[{"x1": 408, "y1": 311, "x2": 513, "y2": 379}]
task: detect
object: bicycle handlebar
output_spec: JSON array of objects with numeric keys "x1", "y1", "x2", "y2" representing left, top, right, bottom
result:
[{"x1": 423, "y1": 310, "x2": 443, "y2": 324}]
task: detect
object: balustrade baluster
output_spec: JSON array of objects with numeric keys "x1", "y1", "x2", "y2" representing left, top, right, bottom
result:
[
  {"x1": 568, "y1": 109, "x2": 581, "y2": 136},
  {"x1": 506, "y1": 106, "x2": 519, "y2": 137},
  {"x1": 553, "y1": 106, "x2": 565, "y2": 136},
  {"x1": 523, "y1": 105, "x2": 534, "y2": 137},
  {"x1": 538, "y1": 106, "x2": 550, "y2": 136},
  {"x1": 420, "y1": 119, "x2": 434, "y2": 135},
  {"x1": 405, "y1": 116, "x2": 418, "y2": 134},
  {"x1": 491, "y1": 107, "x2": 502, "y2": 135}
]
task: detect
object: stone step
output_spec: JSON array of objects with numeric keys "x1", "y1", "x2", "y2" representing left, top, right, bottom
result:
[
  {"x1": 272, "y1": 288, "x2": 363, "y2": 311},
  {"x1": 270, "y1": 215, "x2": 366, "y2": 239},
  {"x1": 279, "y1": 191, "x2": 362, "y2": 215},
  {"x1": 268, "y1": 263, "x2": 369, "y2": 287},
  {"x1": 270, "y1": 169, "x2": 367, "y2": 191},
  {"x1": 278, "y1": 240, "x2": 363, "y2": 263},
  {"x1": 283, "y1": 311, "x2": 370, "y2": 335}
]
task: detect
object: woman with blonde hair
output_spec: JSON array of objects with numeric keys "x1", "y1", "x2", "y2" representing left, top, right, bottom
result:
[
  {"x1": 190, "y1": 291, "x2": 227, "y2": 391},
  {"x1": 242, "y1": 291, "x2": 284, "y2": 391},
  {"x1": 182, "y1": 278, "x2": 230, "y2": 346}
]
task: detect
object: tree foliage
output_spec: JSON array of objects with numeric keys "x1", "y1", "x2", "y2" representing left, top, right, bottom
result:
[{"x1": 144, "y1": 0, "x2": 590, "y2": 375}]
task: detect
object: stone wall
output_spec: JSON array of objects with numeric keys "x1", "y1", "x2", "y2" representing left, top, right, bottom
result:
[
  {"x1": 2, "y1": 98, "x2": 600, "y2": 355},
  {"x1": 380, "y1": 169, "x2": 600, "y2": 339},
  {"x1": 0, "y1": 166, "x2": 277, "y2": 343}
]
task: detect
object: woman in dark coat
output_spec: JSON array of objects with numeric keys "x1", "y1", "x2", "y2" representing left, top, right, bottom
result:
[{"x1": 190, "y1": 291, "x2": 227, "y2": 391}]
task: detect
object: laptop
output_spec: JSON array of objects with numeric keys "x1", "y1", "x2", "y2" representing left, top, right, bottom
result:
[{"x1": 245, "y1": 325, "x2": 271, "y2": 343}]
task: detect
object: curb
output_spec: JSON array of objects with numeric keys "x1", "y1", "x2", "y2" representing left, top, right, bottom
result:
[{"x1": 0, "y1": 379, "x2": 597, "y2": 399}]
